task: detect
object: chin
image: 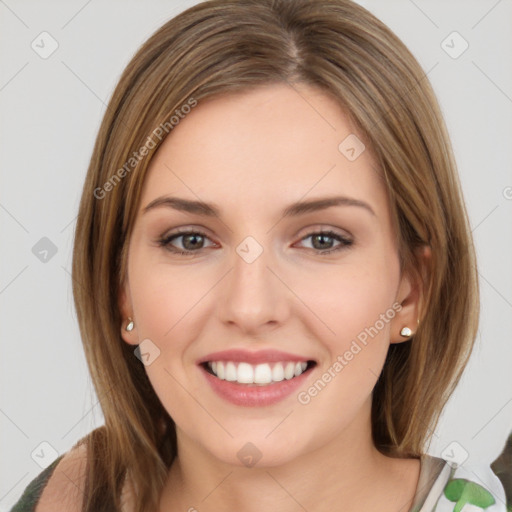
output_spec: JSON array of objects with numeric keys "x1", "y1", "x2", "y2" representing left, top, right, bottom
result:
[{"x1": 200, "y1": 428, "x2": 313, "y2": 469}]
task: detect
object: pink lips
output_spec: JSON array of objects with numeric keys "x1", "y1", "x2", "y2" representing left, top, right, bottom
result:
[{"x1": 197, "y1": 348, "x2": 315, "y2": 407}]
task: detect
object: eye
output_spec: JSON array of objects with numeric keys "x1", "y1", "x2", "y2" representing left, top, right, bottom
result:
[
  {"x1": 157, "y1": 229, "x2": 216, "y2": 256},
  {"x1": 296, "y1": 230, "x2": 353, "y2": 255}
]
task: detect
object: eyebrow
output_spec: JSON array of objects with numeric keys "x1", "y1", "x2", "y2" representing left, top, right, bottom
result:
[{"x1": 142, "y1": 195, "x2": 376, "y2": 218}]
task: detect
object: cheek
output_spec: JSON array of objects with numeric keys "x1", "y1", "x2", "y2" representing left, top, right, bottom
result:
[
  {"x1": 293, "y1": 266, "x2": 398, "y2": 423},
  {"x1": 301, "y1": 258, "x2": 399, "y2": 348},
  {"x1": 130, "y1": 258, "x2": 212, "y2": 339},
  {"x1": 128, "y1": 262, "x2": 207, "y2": 418},
  {"x1": 128, "y1": 258, "x2": 218, "y2": 403}
]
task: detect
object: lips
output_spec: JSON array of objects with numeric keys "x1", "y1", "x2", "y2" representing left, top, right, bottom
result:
[{"x1": 197, "y1": 348, "x2": 317, "y2": 406}]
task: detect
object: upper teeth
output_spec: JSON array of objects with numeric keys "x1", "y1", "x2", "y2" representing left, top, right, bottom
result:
[{"x1": 208, "y1": 361, "x2": 308, "y2": 385}]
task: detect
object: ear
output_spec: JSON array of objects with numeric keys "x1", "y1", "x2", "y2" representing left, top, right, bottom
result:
[
  {"x1": 118, "y1": 278, "x2": 138, "y2": 346},
  {"x1": 390, "y1": 244, "x2": 431, "y2": 344}
]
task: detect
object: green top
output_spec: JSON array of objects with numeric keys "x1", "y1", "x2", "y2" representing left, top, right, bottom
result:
[{"x1": 9, "y1": 455, "x2": 64, "y2": 512}]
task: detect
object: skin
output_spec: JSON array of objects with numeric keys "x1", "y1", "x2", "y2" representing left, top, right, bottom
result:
[{"x1": 119, "y1": 82, "x2": 431, "y2": 512}]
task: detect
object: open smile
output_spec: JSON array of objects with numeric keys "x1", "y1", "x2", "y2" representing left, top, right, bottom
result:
[{"x1": 197, "y1": 349, "x2": 317, "y2": 406}]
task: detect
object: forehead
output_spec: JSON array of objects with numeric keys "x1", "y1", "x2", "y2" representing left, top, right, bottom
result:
[{"x1": 139, "y1": 83, "x2": 389, "y2": 219}]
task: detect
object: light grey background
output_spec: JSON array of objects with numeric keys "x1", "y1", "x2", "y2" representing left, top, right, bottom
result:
[{"x1": 1, "y1": 0, "x2": 511, "y2": 509}]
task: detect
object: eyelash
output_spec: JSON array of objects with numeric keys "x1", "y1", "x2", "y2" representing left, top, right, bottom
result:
[{"x1": 157, "y1": 228, "x2": 353, "y2": 256}]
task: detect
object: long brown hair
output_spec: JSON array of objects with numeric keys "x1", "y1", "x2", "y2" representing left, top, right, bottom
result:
[{"x1": 71, "y1": 0, "x2": 479, "y2": 510}]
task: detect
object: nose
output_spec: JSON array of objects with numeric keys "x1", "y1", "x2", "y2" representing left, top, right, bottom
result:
[{"x1": 218, "y1": 239, "x2": 290, "y2": 334}]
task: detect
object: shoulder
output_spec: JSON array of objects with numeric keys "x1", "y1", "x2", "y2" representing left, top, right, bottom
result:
[{"x1": 34, "y1": 442, "x2": 88, "y2": 512}]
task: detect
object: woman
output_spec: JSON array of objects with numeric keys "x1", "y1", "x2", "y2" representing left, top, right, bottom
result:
[{"x1": 10, "y1": 0, "x2": 508, "y2": 511}]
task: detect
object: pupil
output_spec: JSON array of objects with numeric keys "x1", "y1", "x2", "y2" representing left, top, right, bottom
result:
[
  {"x1": 184, "y1": 234, "x2": 203, "y2": 250},
  {"x1": 314, "y1": 234, "x2": 332, "y2": 249}
]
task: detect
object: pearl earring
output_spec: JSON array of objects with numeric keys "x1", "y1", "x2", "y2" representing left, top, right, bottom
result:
[
  {"x1": 125, "y1": 318, "x2": 134, "y2": 332},
  {"x1": 400, "y1": 326, "x2": 412, "y2": 337}
]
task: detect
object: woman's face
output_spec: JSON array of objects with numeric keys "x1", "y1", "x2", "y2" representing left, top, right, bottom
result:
[{"x1": 119, "y1": 82, "x2": 423, "y2": 467}]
